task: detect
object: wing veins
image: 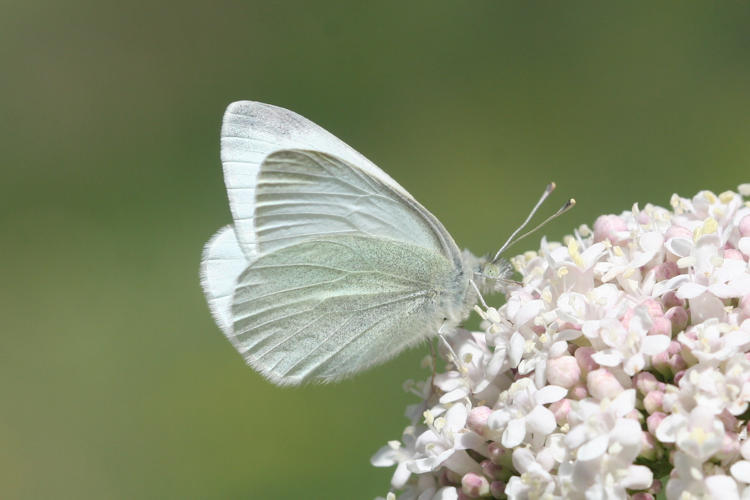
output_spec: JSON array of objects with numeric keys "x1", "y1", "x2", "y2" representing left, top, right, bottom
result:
[
  {"x1": 264, "y1": 290, "x2": 430, "y2": 372},
  {"x1": 280, "y1": 291, "x2": 431, "y2": 377}
]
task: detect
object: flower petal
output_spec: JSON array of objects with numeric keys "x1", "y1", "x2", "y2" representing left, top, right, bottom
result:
[
  {"x1": 642, "y1": 334, "x2": 671, "y2": 355},
  {"x1": 526, "y1": 405, "x2": 557, "y2": 436},
  {"x1": 731, "y1": 460, "x2": 750, "y2": 484},
  {"x1": 591, "y1": 349, "x2": 623, "y2": 367},
  {"x1": 677, "y1": 282, "x2": 708, "y2": 299},
  {"x1": 655, "y1": 413, "x2": 685, "y2": 443},
  {"x1": 705, "y1": 475, "x2": 740, "y2": 500},
  {"x1": 509, "y1": 332, "x2": 524, "y2": 368},
  {"x1": 621, "y1": 464, "x2": 653, "y2": 490},
  {"x1": 432, "y1": 486, "x2": 459, "y2": 500},
  {"x1": 611, "y1": 389, "x2": 636, "y2": 417},
  {"x1": 666, "y1": 237, "x2": 693, "y2": 258},
  {"x1": 577, "y1": 434, "x2": 609, "y2": 461},
  {"x1": 535, "y1": 385, "x2": 568, "y2": 405},
  {"x1": 502, "y1": 417, "x2": 526, "y2": 448}
]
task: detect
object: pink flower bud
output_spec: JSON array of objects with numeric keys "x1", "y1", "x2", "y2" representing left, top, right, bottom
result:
[
  {"x1": 574, "y1": 346, "x2": 599, "y2": 374},
  {"x1": 662, "y1": 291, "x2": 685, "y2": 309},
  {"x1": 461, "y1": 472, "x2": 490, "y2": 498},
  {"x1": 546, "y1": 355, "x2": 581, "y2": 388},
  {"x1": 480, "y1": 460, "x2": 503, "y2": 481},
  {"x1": 673, "y1": 370, "x2": 686, "y2": 384},
  {"x1": 569, "y1": 383, "x2": 588, "y2": 400},
  {"x1": 594, "y1": 214, "x2": 628, "y2": 243},
  {"x1": 651, "y1": 351, "x2": 671, "y2": 377},
  {"x1": 642, "y1": 299, "x2": 664, "y2": 318},
  {"x1": 639, "y1": 431, "x2": 658, "y2": 460},
  {"x1": 668, "y1": 353, "x2": 686, "y2": 372},
  {"x1": 649, "y1": 478, "x2": 662, "y2": 494},
  {"x1": 665, "y1": 306, "x2": 689, "y2": 333},
  {"x1": 647, "y1": 412, "x2": 666, "y2": 435},
  {"x1": 467, "y1": 406, "x2": 492, "y2": 437},
  {"x1": 634, "y1": 372, "x2": 659, "y2": 394},
  {"x1": 740, "y1": 215, "x2": 750, "y2": 237},
  {"x1": 718, "y1": 410, "x2": 738, "y2": 431},
  {"x1": 549, "y1": 399, "x2": 572, "y2": 424},
  {"x1": 643, "y1": 390, "x2": 664, "y2": 414},
  {"x1": 487, "y1": 442, "x2": 507, "y2": 465},
  {"x1": 654, "y1": 261, "x2": 679, "y2": 281},
  {"x1": 667, "y1": 340, "x2": 681, "y2": 355},
  {"x1": 490, "y1": 481, "x2": 506, "y2": 499},
  {"x1": 650, "y1": 316, "x2": 672, "y2": 336},
  {"x1": 631, "y1": 494, "x2": 654, "y2": 500},
  {"x1": 587, "y1": 368, "x2": 624, "y2": 400},
  {"x1": 717, "y1": 432, "x2": 741, "y2": 461}
]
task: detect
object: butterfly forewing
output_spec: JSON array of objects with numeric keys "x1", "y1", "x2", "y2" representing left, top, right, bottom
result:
[
  {"x1": 221, "y1": 101, "x2": 397, "y2": 260},
  {"x1": 231, "y1": 235, "x2": 463, "y2": 385},
  {"x1": 254, "y1": 150, "x2": 462, "y2": 262}
]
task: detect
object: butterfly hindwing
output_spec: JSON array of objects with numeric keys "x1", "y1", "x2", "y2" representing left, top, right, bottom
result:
[
  {"x1": 230, "y1": 235, "x2": 463, "y2": 385},
  {"x1": 200, "y1": 225, "x2": 248, "y2": 336}
]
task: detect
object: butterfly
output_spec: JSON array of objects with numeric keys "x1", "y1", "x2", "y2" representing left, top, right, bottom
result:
[{"x1": 200, "y1": 101, "x2": 569, "y2": 386}]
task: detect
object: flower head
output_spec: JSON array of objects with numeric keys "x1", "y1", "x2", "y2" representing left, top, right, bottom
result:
[{"x1": 374, "y1": 186, "x2": 750, "y2": 500}]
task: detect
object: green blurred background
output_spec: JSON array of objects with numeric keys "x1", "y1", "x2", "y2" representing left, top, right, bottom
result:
[{"x1": 2, "y1": 1, "x2": 749, "y2": 498}]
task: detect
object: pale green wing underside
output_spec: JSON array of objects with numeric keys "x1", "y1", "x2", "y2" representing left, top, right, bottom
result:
[
  {"x1": 254, "y1": 150, "x2": 462, "y2": 264},
  {"x1": 231, "y1": 235, "x2": 464, "y2": 385}
]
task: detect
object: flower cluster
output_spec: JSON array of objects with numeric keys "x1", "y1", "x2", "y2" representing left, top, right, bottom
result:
[{"x1": 373, "y1": 186, "x2": 750, "y2": 500}]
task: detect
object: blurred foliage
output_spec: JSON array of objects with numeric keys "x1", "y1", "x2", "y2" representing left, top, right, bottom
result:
[{"x1": 1, "y1": 1, "x2": 749, "y2": 498}]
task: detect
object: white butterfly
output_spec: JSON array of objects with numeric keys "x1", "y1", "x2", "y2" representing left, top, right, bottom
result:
[{"x1": 200, "y1": 101, "x2": 560, "y2": 386}]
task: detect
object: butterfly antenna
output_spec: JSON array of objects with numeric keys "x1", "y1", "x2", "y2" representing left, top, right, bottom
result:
[
  {"x1": 492, "y1": 183, "x2": 556, "y2": 263},
  {"x1": 499, "y1": 198, "x2": 576, "y2": 254}
]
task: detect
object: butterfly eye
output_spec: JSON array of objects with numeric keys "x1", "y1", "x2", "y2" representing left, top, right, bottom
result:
[{"x1": 482, "y1": 262, "x2": 502, "y2": 279}]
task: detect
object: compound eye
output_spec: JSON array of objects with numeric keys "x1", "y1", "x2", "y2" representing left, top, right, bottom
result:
[{"x1": 483, "y1": 262, "x2": 501, "y2": 279}]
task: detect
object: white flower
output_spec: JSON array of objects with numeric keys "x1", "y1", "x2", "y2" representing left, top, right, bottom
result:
[
  {"x1": 678, "y1": 319, "x2": 750, "y2": 364},
  {"x1": 559, "y1": 391, "x2": 652, "y2": 499},
  {"x1": 373, "y1": 186, "x2": 750, "y2": 500},
  {"x1": 371, "y1": 427, "x2": 420, "y2": 488},
  {"x1": 488, "y1": 378, "x2": 566, "y2": 448},
  {"x1": 588, "y1": 307, "x2": 671, "y2": 376},
  {"x1": 408, "y1": 403, "x2": 486, "y2": 476},
  {"x1": 505, "y1": 447, "x2": 557, "y2": 499},
  {"x1": 434, "y1": 329, "x2": 507, "y2": 405}
]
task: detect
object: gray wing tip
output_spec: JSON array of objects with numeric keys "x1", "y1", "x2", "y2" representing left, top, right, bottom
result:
[{"x1": 223, "y1": 100, "x2": 291, "y2": 121}]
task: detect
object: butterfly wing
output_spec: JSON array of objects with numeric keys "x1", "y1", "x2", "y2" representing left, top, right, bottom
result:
[
  {"x1": 209, "y1": 103, "x2": 475, "y2": 384},
  {"x1": 231, "y1": 235, "x2": 466, "y2": 385},
  {"x1": 221, "y1": 101, "x2": 409, "y2": 259},
  {"x1": 254, "y1": 149, "x2": 462, "y2": 262},
  {"x1": 227, "y1": 149, "x2": 472, "y2": 384},
  {"x1": 200, "y1": 225, "x2": 248, "y2": 336}
]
